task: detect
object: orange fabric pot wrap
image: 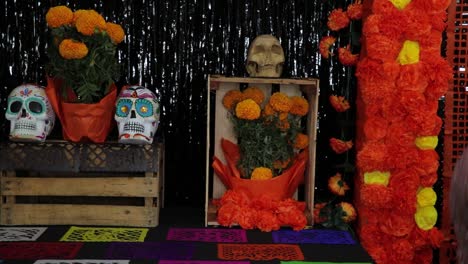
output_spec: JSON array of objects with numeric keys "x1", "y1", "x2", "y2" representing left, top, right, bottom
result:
[
  {"x1": 212, "y1": 138, "x2": 307, "y2": 200},
  {"x1": 46, "y1": 78, "x2": 117, "y2": 143}
]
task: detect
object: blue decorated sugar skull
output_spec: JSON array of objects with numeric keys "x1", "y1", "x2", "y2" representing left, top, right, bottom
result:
[
  {"x1": 115, "y1": 85, "x2": 160, "y2": 144},
  {"x1": 5, "y1": 84, "x2": 56, "y2": 142}
]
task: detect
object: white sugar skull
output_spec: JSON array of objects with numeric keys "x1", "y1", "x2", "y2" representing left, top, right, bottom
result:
[
  {"x1": 115, "y1": 85, "x2": 160, "y2": 144},
  {"x1": 5, "y1": 84, "x2": 55, "y2": 142},
  {"x1": 246, "y1": 34, "x2": 285, "y2": 77}
]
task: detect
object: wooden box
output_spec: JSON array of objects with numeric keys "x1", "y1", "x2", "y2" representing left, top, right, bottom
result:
[
  {"x1": 205, "y1": 75, "x2": 319, "y2": 226},
  {"x1": 0, "y1": 140, "x2": 164, "y2": 227}
]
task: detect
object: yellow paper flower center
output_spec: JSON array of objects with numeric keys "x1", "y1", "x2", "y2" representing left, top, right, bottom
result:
[
  {"x1": 364, "y1": 171, "x2": 390, "y2": 186},
  {"x1": 417, "y1": 187, "x2": 437, "y2": 207},
  {"x1": 415, "y1": 136, "x2": 438, "y2": 150},
  {"x1": 397, "y1": 40, "x2": 420, "y2": 65},
  {"x1": 389, "y1": 0, "x2": 412, "y2": 10},
  {"x1": 414, "y1": 206, "x2": 437, "y2": 230}
]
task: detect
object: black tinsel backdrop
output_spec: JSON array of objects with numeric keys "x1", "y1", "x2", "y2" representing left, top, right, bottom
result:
[{"x1": 0, "y1": 0, "x2": 356, "y2": 207}]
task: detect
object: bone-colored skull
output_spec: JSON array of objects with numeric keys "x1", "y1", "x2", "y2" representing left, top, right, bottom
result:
[{"x1": 246, "y1": 34, "x2": 285, "y2": 77}]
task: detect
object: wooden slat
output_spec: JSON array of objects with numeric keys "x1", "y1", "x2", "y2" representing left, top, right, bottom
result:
[
  {"x1": 1, "y1": 177, "x2": 157, "y2": 197},
  {"x1": 0, "y1": 204, "x2": 158, "y2": 227},
  {"x1": 210, "y1": 75, "x2": 319, "y2": 86}
]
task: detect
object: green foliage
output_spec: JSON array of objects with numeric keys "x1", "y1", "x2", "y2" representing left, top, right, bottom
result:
[
  {"x1": 46, "y1": 26, "x2": 120, "y2": 103},
  {"x1": 232, "y1": 114, "x2": 302, "y2": 178}
]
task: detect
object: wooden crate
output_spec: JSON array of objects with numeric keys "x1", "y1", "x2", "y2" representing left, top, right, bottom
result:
[
  {"x1": 205, "y1": 75, "x2": 319, "y2": 226},
  {"x1": 0, "y1": 140, "x2": 164, "y2": 227}
]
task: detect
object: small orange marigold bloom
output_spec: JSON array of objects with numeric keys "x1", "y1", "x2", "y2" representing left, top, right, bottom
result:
[
  {"x1": 329, "y1": 95, "x2": 350, "y2": 112},
  {"x1": 327, "y1": 8, "x2": 350, "y2": 31},
  {"x1": 294, "y1": 133, "x2": 309, "y2": 149},
  {"x1": 290, "y1": 96, "x2": 309, "y2": 116},
  {"x1": 279, "y1": 112, "x2": 288, "y2": 121},
  {"x1": 278, "y1": 119, "x2": 290, "y2": 131},
  {"x1": 251, "y1": 167, "x2": 273, "y2": 180},
  {"x1": 339, "y1": 202, "x2": 357, "y2": 222},
  {"x1": 242, "y1": 87, "x2": 264, "y2": 105},
  {"x1": 235, "y1": 99, "x2": 261, "y2": 120},
  {"x1": 338, "y1": 45, "x2": 359, "y2": 66},
  {"x1": 346, "y1": 1, "x2": 363, "y2": 20},
  {"x1": 59, "y1": 39, "x2": 89, "y2": 59},
  {"x1": 106, "y1": 22, "x2": 125, "y2": 44},
  {"x1": 330, "y1": 137, "x2": 353, "y2": 154},
  {"x1": 328, "y1": 173, "x2": 350, "y2": 196},
  {"x1": 263, "y1": 103, "x2": 275, "y2": 117},
  {"x1": 313, "y1": 202, "x2": 328, "y2": 224},
  {"x1": 46, "y1": 6, "x2": 73, "y2": 28},
  {"x1": 75, "y1": 10, "x2": 106, "y2": 36},
  {"x1": 273, "y1": 159, "x2": 290, "y2": 169},
  {"x1": 223, "y1": 90, "x2": 243, "y2": 110},
  {"x1": 72, "y1": 9, "x2": 88, "y2": 25},
  {"x1": 269, "y1": 92, "x2": 292, "y2": 113},
  {"x1": 319, "y1": 36, "x2": 336, "y2": 59}
]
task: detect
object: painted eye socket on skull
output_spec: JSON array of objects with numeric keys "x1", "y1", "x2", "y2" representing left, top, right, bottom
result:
[
  {"x1": 8, "y1": 99, "x2": 22, "y2": 113},
  {"x1": 116, "y1": 99, "x2": 133, "y2": 117},
  {"x1": 136, "y1": 99, "x2": 153, "y2": 117},
  {"x1": 7, "y1": 98, "x2": 45, "y2": 115}
]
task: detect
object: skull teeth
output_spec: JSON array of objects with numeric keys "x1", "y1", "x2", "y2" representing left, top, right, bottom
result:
[
  {"x1": 123, "y1": 122, "x2": 145, "y2": 133},
  {"x1": 14, "y1": 121, "x2": 37, "y2": 131}
]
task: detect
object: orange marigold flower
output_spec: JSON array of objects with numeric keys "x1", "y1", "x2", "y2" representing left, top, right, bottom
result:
[
  {"x1": 106, "y1": 22, "x2": 125, "y2": 44},
  {"x1": 269, "y1": 92, "x2": 291, "y2": 113},
  {"x1": 278, "y1": 119, "x2": 290, "y2": 131},
  {"x1": 235, "y1": 99, "x2": 261, "y2": 120},
  {"x1": 46, "y1": 6, "x2": 73, "y2": 28},
  {"x1": 223, "y1": 90, "x2": 243, "y2": 110},
  {"x1": 338, "y1": 45, "x2": 359, "y2": 66},
  {"x1": 75, "y1": 10, "x2": 106, "y2": 36},
  {"x1": 328, "y1": 173, "x2": 350, "y2": 196},
  {"x1": 273, "y1": 159, "x2": 290, "y2": 169},
  {"x1": 338, "y1": 202, "x2": 357, "y2": 222},
  {"x1": 58, "y1": 39, "x2": 89, "y2": 59},
  {"x1": 279, "y1": 112, "x2": 288, "y2": 121},
  {"x1": 294, "y1": 133, "x2": 309, "y2": 149},
  {"x1": 329, "y1": 95, "x2": 350, "y2": 112},
  {"x1": 319, "y1": 36, "x2": 336, "y2": 59},
  {"x1": 290, "y1": 96, "x2": 309, "y2": 116},
  {"x1": 330, "y1": 137, "x2": 353, "y2": 154},
  {"x1": 242, "y1": 87, "x2": 264, "y2": 105},
  {"x1": 263, "y1": 103, "x2": 276, "y2": 117},
  {"x1": 251, "y1": 167, "x2": 273, "y2": 180},
  {"x1": 346, "y1": 1, "x2": 363, "y2": 20},
  {"x1": 327, "y1": 8, "x2": 350, "y2": 31},
  {"x1": 72, "y1": 9, "x2": 87, "y2": 25}
]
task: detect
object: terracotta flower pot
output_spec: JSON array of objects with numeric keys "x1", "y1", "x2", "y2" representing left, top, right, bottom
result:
[{"x1": 45, "y1": 77, "x2": 117, "y2": 143}]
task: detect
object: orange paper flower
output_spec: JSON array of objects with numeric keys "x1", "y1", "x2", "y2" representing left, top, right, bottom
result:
[
  {"x1": 328, "y1": 173, "x2": 350, "y2": 196},
  {"x1": 329, "y1": 138, "x2": 353, "y2": 154},
  {"x1": 338, "y1": 45, "x2": 359, "y2": 66},
  {"x1": 319, "y1": 36, "x2": 336, "y2": 59},
  {"x1": 329, "y1": 95, "x2": 351, "y2": 112},
  {"x1": 338, "y1": 202, "x2": 357, "y2": 222},
  {"x1": 327, "y1": 8, "x2": 350, "y2": 31},
  {"x1": 347, "y1": 1, "x2": 363, "y2": 20}
]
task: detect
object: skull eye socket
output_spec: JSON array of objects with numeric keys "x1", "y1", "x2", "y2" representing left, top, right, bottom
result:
[
  {"x1": 8, "y1": 100, "x2": 22, "y2": 113},
  {"x1": 136, "y1": 99, "x2": 153, "y2": 117},
  {"x1": 252, "y1": 45, "x2": 265, "y2": 54},
  {"x1": 116, "y1": 99, "x2": 133, "y2": 117},
  {"x1": 28, "y1": 101, "x2": 44, "y2": 114},
  {"x1": 271, "y1": 45, "x2": 283, "y2": 55}
]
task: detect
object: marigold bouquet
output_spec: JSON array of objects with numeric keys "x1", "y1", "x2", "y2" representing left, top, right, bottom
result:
[
  {"x1": 45, "y1": 5, "x2": 125, "y2": 103},
  {"x1": 222, "y1": 87, "x2": 309, "y2": 179}
]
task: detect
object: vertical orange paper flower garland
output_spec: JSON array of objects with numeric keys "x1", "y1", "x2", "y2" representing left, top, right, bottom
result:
[{"x1": 355, "y1": 0, "x2": 452, "y2": 263}]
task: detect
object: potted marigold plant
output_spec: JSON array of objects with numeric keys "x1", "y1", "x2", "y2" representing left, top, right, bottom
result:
[
  {"x1": 212, "y1": 87, "x2": 310, "y2": 231},
  {"x1": 44, "y1": 5, "x2": 125, "y2": 143}
]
